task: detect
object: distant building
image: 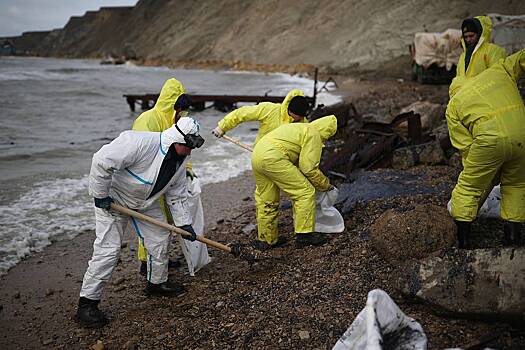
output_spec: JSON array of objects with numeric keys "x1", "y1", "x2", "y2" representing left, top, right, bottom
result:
[{"x1": 0, "y1": 39, "x2": 16, "y2": 55}]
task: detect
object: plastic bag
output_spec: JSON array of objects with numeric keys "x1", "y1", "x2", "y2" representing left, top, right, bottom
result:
[
  {"x1": 333, "y1": 289, "x2": 427, "y2": 350},
  {"x1": 315, "y1": 187, "x2": 345, "y2": 233},
  {"x1": 447, "y1": 185, "x2": 501, "y2": 219},
  {"x1": 176, "y1": 176, "x2": 211, "y2": 276}
]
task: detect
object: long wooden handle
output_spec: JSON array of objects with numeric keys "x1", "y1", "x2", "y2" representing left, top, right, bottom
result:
[
  {"x1": 110, "y1": 203, "x2": 232, "y2": 253},
  {"x1": 222, "y1": 135, "x2": 253, "y2": 152}
]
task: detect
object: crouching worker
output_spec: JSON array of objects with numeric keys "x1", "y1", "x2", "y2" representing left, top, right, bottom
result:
[
  {"x1": 251, "y1": 115, "x2": 338, "y2": 249},
  {"x1": 76, "y1": 117, "x2": 204, "y2": 328},
  {"x1": 447, "y1": 49, "x2": 525, "y2": 248}
]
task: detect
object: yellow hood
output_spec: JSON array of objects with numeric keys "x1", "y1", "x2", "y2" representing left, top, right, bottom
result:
[
  {"x1": 461, "y1": 15, "x2": 493, "y2": 51},
  {"x1": 154, "y1": 78, "x2": 186, "y2": 119},
  {"x1": 310, "y1": 115, "x2": 337, "y2": 141},
  {"x1": 280, "y1": 89, "x2": 305, "y2": 122}
]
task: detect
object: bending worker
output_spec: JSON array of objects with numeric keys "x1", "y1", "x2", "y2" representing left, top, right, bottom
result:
[
  {"x1": 77, "y1": 117, "x2": 204, "y2": 328},
  {"x1": 447, "y1": 49, "x2": 525, "y2": 249},
  {"x1": 251, "y1": 115, "x2": 338, "y2": 248},
  {"x1": 456, "y1": 15, "x2": 505, "y2": 79},
  {"x1": 132, "y1": 78, "x2": 207, "y2": 277},
  {"x1": 212, "y1": 89, "x2": 310, "y2": 143}
]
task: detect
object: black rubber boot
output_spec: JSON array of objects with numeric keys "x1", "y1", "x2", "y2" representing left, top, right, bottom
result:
[
  {"x1": 295, "y1": 232, "x2": 329, "y2": 247},
  {"x1": 76, "y1": 297, "x2": 108, "y2": 329},
  {"x1": 139, "y1": 261, "x2": 147, "y2": 277},
  {"x1": 251, "y1": 236, "x2": 287, "y2": 251},
  {"x1": 454, "y1": 220, "x2": 472, "y2": 249},
  {"x1": 504, "y1": 221, "x2": 522, "y2": 246},
  {"x1": 146, "y1": 281, "x2": 186, "y2": 297}
]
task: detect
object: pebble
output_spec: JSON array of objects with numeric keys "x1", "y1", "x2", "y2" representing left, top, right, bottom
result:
[
  {"x1": 92, "y1": 340, "x2": 104, "y2": 350},
  {"x1": 216, "y1": 219, "x2": 225, "y2": 224},
  {"x1": 298, "y1": 330, "x2": 310, "y2": 340},
  {"x1": 216, "y1": 301, "x2": 224, "y2": 307},
  {"x1": 114, "y1": 285, "x2": 126, "y2": 292},
  {"x1": 113, "y1": 277, "x2": 125, "y2": 285},
  {"x1": 42, "y1": 338, "x2": 53, "y2": 345},
  {"x1": 45, "y1": 288, "x2": 55, "y2": 297},
  {"x1": 13, "y1": 291, "x2": 20, "y2": 299},
  {"x1": 156, "y1": 334, "x2": 165, "y2": 340}
]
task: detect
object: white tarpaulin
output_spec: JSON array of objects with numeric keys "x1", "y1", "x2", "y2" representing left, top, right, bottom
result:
[
  {"x1": 176, "y1": 175, "x2": 211, "y2": 276},
  {"x1": 413, "y1": 29, "x2": 462, "y2": 70},
  {"x1": 315, "y1": 187, "x2": 345, "y2": 233},
  {"x1": 332, "y1": 289, "x2": 427, "y2": 350}
]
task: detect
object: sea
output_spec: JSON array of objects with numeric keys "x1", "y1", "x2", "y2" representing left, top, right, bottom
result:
[{"x1": 0, "y1": 56, "x2": 339, "y2": 274}]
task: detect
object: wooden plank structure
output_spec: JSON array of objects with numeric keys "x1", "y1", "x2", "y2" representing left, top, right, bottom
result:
[{"x1": 124, "y1": 69, "x2": 319, "y2": 112}]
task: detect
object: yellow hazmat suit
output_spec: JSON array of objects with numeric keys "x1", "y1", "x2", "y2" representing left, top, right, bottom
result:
[
  {"x1": 132, "y1": 78, "x2": 186, "y2": 262},
  {"x1": 251, "y1": 115, "x2": 337, "y2": 245},
  {"x1": 456, "y1": 16, "x2": 506, "y2": 79},
  {"x1": 446, "y1": 49, "x2": 525, "y2": 222},
  {"x1": 218, "y1": 89, "x2": 306, "y2": 145}
]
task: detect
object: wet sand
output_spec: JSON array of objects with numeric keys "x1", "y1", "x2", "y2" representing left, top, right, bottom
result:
[{"x1": 0, "y1": 171, "x2": 255, "y2": 349}]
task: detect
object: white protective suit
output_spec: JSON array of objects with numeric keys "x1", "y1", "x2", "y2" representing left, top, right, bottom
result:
[{"x1": 80, "y1": 118, "x2": 199, "y2": 300}]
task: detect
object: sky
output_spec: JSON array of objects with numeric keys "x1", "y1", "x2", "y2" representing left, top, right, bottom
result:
[{"x1": 0, "y1": 0, "x2": 138, "y2": 37}]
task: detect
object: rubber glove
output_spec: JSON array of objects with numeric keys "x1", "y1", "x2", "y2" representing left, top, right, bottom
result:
[
  {"x1": 211, "y1": 126, "x2": 224, "y2": 138},
  {"x1": 94, "y1": 197, "x2": 113, "y2": 210},
  {"x1": 179, "y1": 225, "x2": 197, "y2": 242}
]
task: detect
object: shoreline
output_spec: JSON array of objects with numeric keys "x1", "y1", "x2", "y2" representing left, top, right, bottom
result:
[{"x1": 0, "y1": 171, "x2": 255, "y2": 349}]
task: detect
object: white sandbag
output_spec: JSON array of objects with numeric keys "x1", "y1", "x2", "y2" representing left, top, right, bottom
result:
[
  {"x1": 332, "y1": 289, "x2": 427, "y2": 350},
  {"x1": 177, "y1": 175, "x2": 211, "y2": 276},
  {"x1": 447, "y1": 185, "x2": 501, "y2": 219},
  {"x1": 315, "y1": 187, "x2": 345, "y2": 233}
]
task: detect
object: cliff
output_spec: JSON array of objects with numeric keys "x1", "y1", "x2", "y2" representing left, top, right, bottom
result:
[{"x1": 6, "y1": 0, "x2": 525, "y2": 75}]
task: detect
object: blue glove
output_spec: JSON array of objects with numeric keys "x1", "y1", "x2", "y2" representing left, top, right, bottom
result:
[
  {"x1": 179, "y1": 225, "x2": 197, "y2": 242},
  {"x1": 94, "y1": 197, "x2": 113, "y2": 210}
]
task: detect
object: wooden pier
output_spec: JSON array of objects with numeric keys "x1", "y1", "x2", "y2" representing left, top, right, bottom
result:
[{"x1": 124, "y1": 69, "x2": 320, "y2": 112}]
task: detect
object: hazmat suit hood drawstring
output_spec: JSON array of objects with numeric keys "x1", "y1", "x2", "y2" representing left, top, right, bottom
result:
[
  {"x1": 310, "y1": 115, "x2": 337, "y2": 141},
  {"x1": 154, "y1": 78, "x2": 186, "y2": 121},
  {"x1": 280, "y1": 89, "x2": 305, "y2": 123}
]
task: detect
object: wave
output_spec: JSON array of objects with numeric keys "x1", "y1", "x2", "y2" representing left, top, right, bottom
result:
[{"x1": 0, "y1": 176, "x2": 93, "y2": 275}]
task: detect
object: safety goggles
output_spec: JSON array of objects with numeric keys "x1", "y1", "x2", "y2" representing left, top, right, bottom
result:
[{"x1": 175, "y1": 123, "x2": 205, "y2": 149}]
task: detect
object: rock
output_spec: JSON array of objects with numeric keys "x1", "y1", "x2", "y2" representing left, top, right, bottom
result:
[
  {"x1": 397, "y1": 248, "x2": 525, "y2": 321},
  {"x1": 298, "y1": 330, "x2": 310, "y2": 340},
  {"x1": 216, "y1": 219, "x2": 224, "y2": 224},
  {"x1": 392, "y1": 142, "x2": 447, "y2": 169},
  {"x1": 13, "y1": 291, "x2": 20, "y2": 299},
  {"x1": 45, "y1": 288, "x2": 54, "y2": 297},
  {"x1": 113, "y1": 277, "x2": 125, "y2": 285},
  {"x1": 242, "y1": 196, "x2": 251, "y2": 201},
  {"x1": 397, "y1": 101, "x2": 445, "y2": 130},
  {"x1": 92, "y1": 340, "x2": 104, "y2": 350},
  {"x1": 370, "y1": 204, "x2": 456, "y2": 263},
  {"x1": 114, "y1": 285, "x2": 126, "y2": 292},
  {"x1": 42, "y1": 338, "x2": 53, "y2": 345},
  {"x1": 216, "y1": 301, "x2": 224, "y2": 307},
  {"x1": 241, "y1": 224, "x2": 256, "y2": 235},
  {"x1": 123, "y1": 337, "x2": 139, "y2": 350}
]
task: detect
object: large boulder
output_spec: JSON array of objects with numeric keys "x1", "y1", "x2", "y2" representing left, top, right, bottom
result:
[
  {"x1": 370, "y1": 204, "x2": 456, "y2": 263},
  {"x1": 392, "y1": 141, "x2": 448, "y2": 169},
  {"x1": 397, "y1": 248, "x2": 525, "y2": 321},
  {"x1": 396, "y1": 101, "x2": 445, "y2": 131}
]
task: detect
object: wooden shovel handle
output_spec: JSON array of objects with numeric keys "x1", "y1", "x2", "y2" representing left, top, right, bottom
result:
[
  {"x1": 110, "y1": 203, "x2": 232, "y2": 253},
  {"x1": 222, "y1": 135, "x2": 253, "y2": 152}
]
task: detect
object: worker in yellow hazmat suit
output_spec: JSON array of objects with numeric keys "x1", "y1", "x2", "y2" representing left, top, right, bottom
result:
[
  {"x1": 446, "y1": 48, "x2": 525, "y2": 248},
  {"x1": 132, "y1": 78, "x2": 196, "y2": 273},
  {"x1": 456, "y1": 16, "x2": 505, "y2": 80},
  {"x1": 251, "y1": 115, "x2": 338, "y2": 248},
  {"x1": 211, "y1": 89, "x2": 309, "y2": 144}
]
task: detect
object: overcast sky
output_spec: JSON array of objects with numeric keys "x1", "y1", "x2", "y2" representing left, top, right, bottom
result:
[{"x1": 0, "y1": 0, "x2": 137, "y2": 37}]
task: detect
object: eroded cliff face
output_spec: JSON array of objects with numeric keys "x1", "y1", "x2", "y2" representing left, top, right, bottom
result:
[{"x1": 7, "y1": 0, "x2": 525, "y2": 74}]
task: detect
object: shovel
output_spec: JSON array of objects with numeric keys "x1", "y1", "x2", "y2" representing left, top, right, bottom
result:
[
  {"x1": 110, "y1": 203, "x2": 256, "y2": 262},
  {"x1": 222, "y1": 135, "x2": 253, "y2": 152}
]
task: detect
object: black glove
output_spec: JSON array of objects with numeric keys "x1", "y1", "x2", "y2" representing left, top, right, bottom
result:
[
  {"x1": 179, "y1": 225, "x2": 197, "y2": 242},
  {"x1": 94, "y1": 196, "x2": 113, "y2": 210}
]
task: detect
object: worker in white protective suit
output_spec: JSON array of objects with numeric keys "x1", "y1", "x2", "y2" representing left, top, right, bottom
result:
[{"x1": 76, "y1": 117, "x2": 205, "y2": 329}]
